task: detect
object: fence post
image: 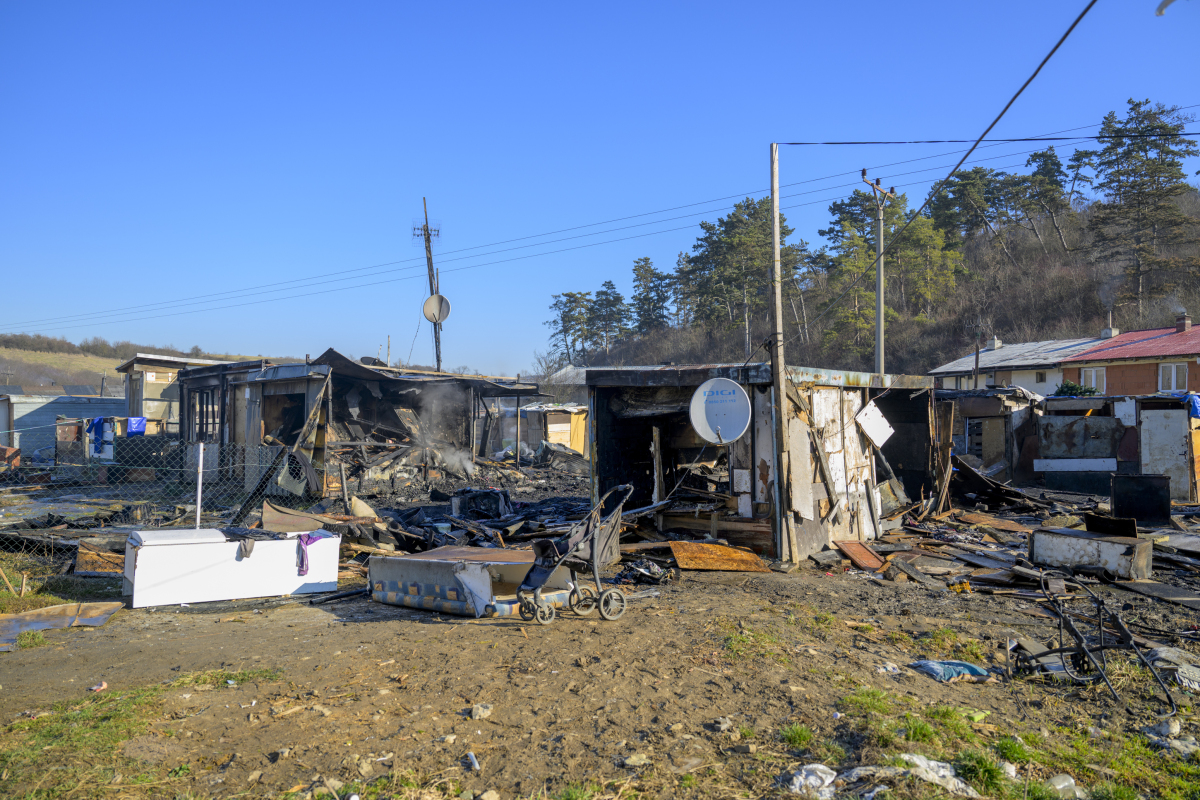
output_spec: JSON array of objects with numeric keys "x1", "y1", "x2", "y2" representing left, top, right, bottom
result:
[{"x1": 195, "y1": 441, "x2": 204, "y2": 529}]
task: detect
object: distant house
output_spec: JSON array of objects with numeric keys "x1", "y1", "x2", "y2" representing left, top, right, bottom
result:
[
  {"x1": 115, "y1": 353, "x2": 231, "y2": 431},
  {"x1": 928, "y1": 336, "x2": 1105, "y2": 394},
  {"x1": 1062, "y1": 313, "x2": 1200, "y2": 395}
]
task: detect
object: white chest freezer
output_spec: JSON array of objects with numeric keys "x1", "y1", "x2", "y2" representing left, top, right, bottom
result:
[{"x1": 123, "y1": 528, "x2": 341, "y2": 608}]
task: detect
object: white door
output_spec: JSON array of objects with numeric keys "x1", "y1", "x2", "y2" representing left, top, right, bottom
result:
[{"x1": 1140, "y1": 409, "x2": 1190, "y2": 500}]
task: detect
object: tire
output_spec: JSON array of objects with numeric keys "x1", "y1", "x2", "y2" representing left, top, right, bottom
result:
[
  {"x1": 518, "y1": 602, "x2": 536, "y2": 622},
  {"x1": 569, "y1": 586, "x2": 598, "y2": 617},
  {"x1": 535, "y1": 604, "x2": 556, "y2": 625},
  {"x1": 598, "y1": 588, "x2": 627, "y2": 621}
]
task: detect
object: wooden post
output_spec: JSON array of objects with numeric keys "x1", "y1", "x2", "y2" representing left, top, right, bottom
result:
[
  {"x1": 769, "y1": 143, "x2": 796, "y2": 564},
  {"x1": 651, "y1": 425, "x2": 665, "y2": 503}
]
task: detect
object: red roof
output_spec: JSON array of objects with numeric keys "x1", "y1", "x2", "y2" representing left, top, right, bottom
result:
[{"x1": 1067, "y1": 325, "x2": 1200, "y2": 362}]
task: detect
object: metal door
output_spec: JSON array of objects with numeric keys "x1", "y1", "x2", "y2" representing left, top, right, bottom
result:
[{"x1": 1140, "y1": 409, "x2": 1190, "y2": 500}]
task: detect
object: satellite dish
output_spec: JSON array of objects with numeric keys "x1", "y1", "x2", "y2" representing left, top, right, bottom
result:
[
  {"x1": 423, "y1": 294, "x2": 451, "y2": 323},
  {"x1": 689, "y1": 378, "x2": 751, "y2": 445}
]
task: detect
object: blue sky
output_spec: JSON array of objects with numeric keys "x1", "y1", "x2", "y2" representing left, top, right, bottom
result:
[{"x1": 1, "y1": 1, "x2": 1197, "y2": 375}]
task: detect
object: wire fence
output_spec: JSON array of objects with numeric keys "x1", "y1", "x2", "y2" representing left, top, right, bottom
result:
[{"x1": 0, "y1": 428, "x2": 325, "y2": 591}]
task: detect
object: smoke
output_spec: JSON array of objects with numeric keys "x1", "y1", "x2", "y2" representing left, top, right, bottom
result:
[
  {"x1": 1098, "y1": 274, "x2": 1124, "y2": 310},
  {"x1": 436, "y1": 447, "x2": 476, "y2": 478}
]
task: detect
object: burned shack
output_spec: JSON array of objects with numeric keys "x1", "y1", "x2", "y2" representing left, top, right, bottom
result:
[
  {"x1": 1034, "y1": 394, "x2": 1200, "y2": 500},
  {"x1": 586, "y1": 363, "x2": 935, "y2": 561},
  {"x1": 933, "y1": 387, "x2": 1039, "y2": 484},
  {"x1": 176, "y1": 348, "x2": 540, "y2": 501}
]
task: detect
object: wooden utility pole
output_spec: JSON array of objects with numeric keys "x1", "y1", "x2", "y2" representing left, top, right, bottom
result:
[
  {"x1": 418, "y1": 197, "x2": 443, "y2": 371},
  {"x1": 862, "y1": 170, "x2": 895, "y2": 375},
  {"x1": 770, "y1": 143, "x2": 797, "y2": 564}
]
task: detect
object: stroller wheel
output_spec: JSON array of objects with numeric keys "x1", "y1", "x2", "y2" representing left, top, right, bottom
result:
[
  {"x1": 569, "y1": 586, "x2": 598, "y2": 616},
  {"x1": 535, "y1": 604, "x2": 556, "y2": 625},
  {"x1": 598, "y1": 588, "x2": 627, "y2": 621},
  {"x1": 519, "y1": 601, "x2": 536, "y2": 622}
]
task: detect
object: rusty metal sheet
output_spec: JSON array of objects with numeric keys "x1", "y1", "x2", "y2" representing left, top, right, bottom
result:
[
  {"x1": 1, "y1": 602, "x2": 124, "y2": 652},
  {"x1": 833, "y1": 540, "x2": 885, "y2": 571},
  {"x1": 956, "y1": 512, "x2": 1031, "y2": 533},
  {"x1": 1038, "y1": 416, "x2": 1123, "y2": 459},
  {"x1": 669, "y1": 541, "x2": 770, "y2": 572}
]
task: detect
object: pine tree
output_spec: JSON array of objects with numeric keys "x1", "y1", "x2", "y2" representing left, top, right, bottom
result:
[
  {"x1": 588, "y1": 280, "x2": 630, "y2": 354},
  {"x1": 1084, "y1": 99, "x2": 1200, "y2": 317},
  {"x1": 544, "y1": 291, "x2": 592, "y2": 365},
  {"x1": 630, "y1": 257, "x2": 672, "y2": 334}
]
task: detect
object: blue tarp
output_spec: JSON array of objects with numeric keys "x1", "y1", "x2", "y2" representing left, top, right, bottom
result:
[
  {"x1": 1169, "y1": 393, "x2": 1200, "y2": 419},
  {"x1": 127, "y1": 417, "x2": 147, "y2": 436}
]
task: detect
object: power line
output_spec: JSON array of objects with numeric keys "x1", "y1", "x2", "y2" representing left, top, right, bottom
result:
[
  {"x1": 784, "y1": 133, "x2": 1199, "y2": 145},
  {"x1": 0, "y1": 138, "x2": 1096, "y2": 335},
  {"x1": 785, "y1": 0, "x2": 1102, "y2": 346}
]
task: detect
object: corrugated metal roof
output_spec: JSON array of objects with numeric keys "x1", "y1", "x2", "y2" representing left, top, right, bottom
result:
[
  {"x1": 928, "y1": 338, "x2": 1102, "y2": 375},
  {"x1": 116, "y1": 353, "x2": 233, "y2": 373},
  {"x1": 0, "y1": 385, "x2": 23, "y2": 396},
  {"x1": 1066, "y1": 326, "x2": 1200, "y2": 362}
]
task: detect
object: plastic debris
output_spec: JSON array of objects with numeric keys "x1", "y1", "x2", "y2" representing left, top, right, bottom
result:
[
  {"x1": 783, "y1": 764, "x2": 836, "y2": 798},
  {"x1": 89, "y1": 681, "x2": 107, "y2": 692},
  {"x1": 1042, "y1": 773, "x2": 1086, "y2": 799}
]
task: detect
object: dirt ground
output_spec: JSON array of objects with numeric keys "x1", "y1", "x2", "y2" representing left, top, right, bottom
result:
[{"x1": 4, "y1": 559, "x2": 1200, "y2": 799}]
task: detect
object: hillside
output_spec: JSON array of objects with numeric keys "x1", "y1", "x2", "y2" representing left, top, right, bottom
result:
[{"x1": 540, "y1": 100, "x2": 1200, "y2": 380}]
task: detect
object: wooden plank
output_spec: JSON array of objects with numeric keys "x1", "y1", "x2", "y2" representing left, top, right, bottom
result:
[
  {"x1": 74, "y1": 547, "x2": 124, "y2": 576},
  {"x1": 619, "y1": 542, "x2": 672, "y2": 553},
  {"x1": 833, "y1": 540, "x2": 884, "y2": 571},
  {"x1": 658, "y1": 515, "x2": 770, "y2": 533},
  {"x1": 668, "y1": 541, "x2": 770, "y2": 573},
  {"x1": 956, "y1": 512, "x2": 1031, "y2": 533}
]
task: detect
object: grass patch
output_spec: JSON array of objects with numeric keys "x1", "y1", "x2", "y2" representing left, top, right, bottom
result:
[
  {"x1": 923, "y1": 705, "x2": 976, "y2": 742},
  {"x1": 838, "y1": 686, "x2": 893, "y2": 716},
  {"x1": 720, "y1": 620, "x2": 789, "y2": 663},
  {"x1": 886, "y1": 630, "x2": 914, "y2": 650},
  {"x1": 0, "y1": 667, "x2": 286, "y2": 799},
  {"x1": 993, "y1": 736, "x2": 1031, "y2": 763},
  {"x1": 780, "y1": 723, "x2": 814, "y2": 749},
  {"x1": 902, "y1": 714, "x2": 937, "y2": 744},
  {"x1": 169, "y1": 667, "x2": 283, "y2": 687},
  {"x1": 919, "y1": 626, "x2": 959, "y2": 656},
  {"x1": 16, "y1": 630, "x2": 47, "y2": 649},
  {"x1": 809, "y1": 737, "x2": 846, "y2": 765},
  {"x1": 679, "y1": 774, "x2": 697, "y2": 789},
  {"x1": 1089, "y1": 783, "x2": 1140, "y2": 800},
  {"x1": 737, "y1": 726, "x2": 756, "y2": 740},
  {"x1": 952, "y1": 750, "x2": 1004, "y2": 795},
  {"x1": 557, "y1": 782, "x2": 601, "y2": 800}
]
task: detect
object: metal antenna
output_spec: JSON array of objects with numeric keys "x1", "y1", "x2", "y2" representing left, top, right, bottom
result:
[{"x1": 413, "y1": 198, "x2": 443, "y2": 371}]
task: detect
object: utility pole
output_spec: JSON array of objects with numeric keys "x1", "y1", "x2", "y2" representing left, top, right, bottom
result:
[
  {"x1": 414, "y1": 197, "x2": 443, "y2": 371},
  {"x1": 862, "y1": 170, "x2": 895, "y2": 375},
  {"x1": 770, "y1": 143, "x2": 797, "y2": 564}
]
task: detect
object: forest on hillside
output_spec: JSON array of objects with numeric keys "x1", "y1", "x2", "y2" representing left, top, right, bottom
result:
[{"x1": 541, "y1": 99, "x2": 1200, "y2": 380}]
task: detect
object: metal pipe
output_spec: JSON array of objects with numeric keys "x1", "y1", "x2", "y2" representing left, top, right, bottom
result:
[{"x1": 195, "y1": 441, "x2": 204, "y2": 529}]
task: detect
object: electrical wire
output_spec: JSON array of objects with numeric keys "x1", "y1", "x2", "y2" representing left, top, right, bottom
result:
[
  {"x1": 780, "y1": 0, "x2": 1104, "y2": 349},
  {"x1": 0, "y1": 142, "x2": 1094, "y2": 335}
]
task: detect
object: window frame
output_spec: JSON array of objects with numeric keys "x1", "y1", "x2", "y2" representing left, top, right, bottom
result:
[
  {"x1": 1080, "y1": 367, "x2": 1106, "y2": 394},
  {"x1": 1159, "y1": 362, "x2": 1188, "y2": 393}
]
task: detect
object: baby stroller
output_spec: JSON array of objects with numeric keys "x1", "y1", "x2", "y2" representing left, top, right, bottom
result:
[{"x1": 516, "y1": 484, "x2": 634, "y2": 625}]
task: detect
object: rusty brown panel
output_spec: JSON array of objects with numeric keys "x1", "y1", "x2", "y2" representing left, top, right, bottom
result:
[
  {"x1": 1117, "y1": 427, "x2": 1138, "y2": 461},
  {"x1": 1038, "y1": 416, "x2": 1123, "y2": 459},
  {"x1": 956, "y1": 511, "x2": 1031, "y2": 533},
  {"x1": 833, "y1": 540, "x2": 885, "y2": 571},
  {"x1": 669, "y1": 541, "x2": 771, "y2": 572}
]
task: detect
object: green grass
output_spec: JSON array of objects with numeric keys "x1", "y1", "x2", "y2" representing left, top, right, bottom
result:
[
  {"x1": 720, "y1": 621, "x2": 789, "y2": 663},
  {"x1": 780, "y1": 723, "x2": 814, "y2": 749},
  {"x1": 1089, "y1": 783, "x2": 1140, "y2": 800},
  {"x1": 993, "y1": 736, "x2": 1031, "y2": 763},
  {"x1": 902, "y1": 714, "x2": 937, "y2": 743},
  {"x1": 16, "y1": 630, "x2": 47, "y2": 649},
  {"x1": 838, "y1": 686, "x2": 893, "y2": 715},
  {"x1": 168, "y1": 667, "x2": 283, "y2": 687},
  {"x1": 737, "y1": 726, "x2": 756, "y2": 740},
  {"x1": 952, "y1": 751, "x2": 1004, "y2": 795},
  {"x1": 679, "y1": 774, "x2": 697, "y2": 789},
  {"x1": 919, "y1": 626, "x2": 959, "y2": 656},
  {"x1": 923, "y1": 705, "x2": 976, "y2": 741},
  {"x1": 557, "y1": 782, "x2": 601, "y2": 800},
  {"x1": 0, "y1": 667, "x2": 286, "y2": 798}
]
